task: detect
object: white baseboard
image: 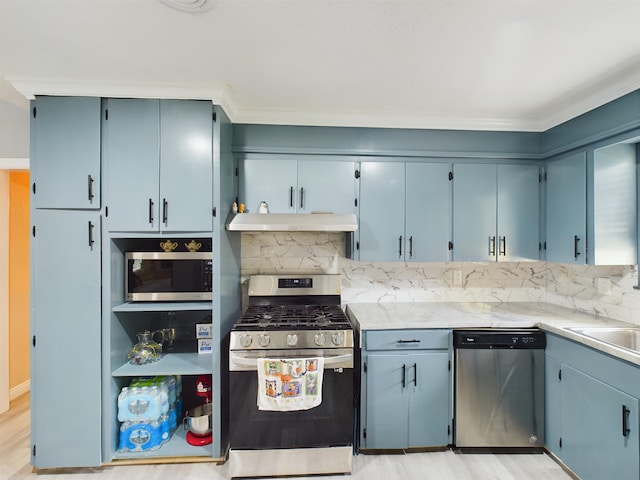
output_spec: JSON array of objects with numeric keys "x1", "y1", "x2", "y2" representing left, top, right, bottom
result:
[{"x1": 10, "y1": 380, "x2": 30, "y2": 400}]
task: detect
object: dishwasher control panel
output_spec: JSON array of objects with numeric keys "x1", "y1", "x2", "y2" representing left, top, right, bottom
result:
[{"x1": 453, "y1": 329, "x2": 546, "y2": 349}]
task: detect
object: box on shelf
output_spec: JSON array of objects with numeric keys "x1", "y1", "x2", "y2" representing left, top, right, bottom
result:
[
  {"x1": 198, "y1": 338, "x2": 213, "y2": 354},
  {"x1": 196, "y1": 323, "x2": 213, "y2": 339}
]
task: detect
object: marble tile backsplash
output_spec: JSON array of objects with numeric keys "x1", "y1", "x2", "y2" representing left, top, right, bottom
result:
[{"x1": 240, "y1": 232, "x2": 640, "y2": 326}]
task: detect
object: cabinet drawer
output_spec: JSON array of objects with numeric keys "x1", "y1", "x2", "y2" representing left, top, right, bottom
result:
[{"x1": 364, "y1": 329, "x2": 450, "y2": 351}]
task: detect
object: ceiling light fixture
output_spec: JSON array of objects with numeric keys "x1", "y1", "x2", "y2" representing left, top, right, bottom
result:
[{"x1": 159, "y1": 0, "x2": 216, "y2": 14}]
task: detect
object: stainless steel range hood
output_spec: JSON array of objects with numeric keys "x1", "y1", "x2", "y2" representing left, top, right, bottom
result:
[{"x1": 225, "y1": 213, "x2": 358, "y2": 232}]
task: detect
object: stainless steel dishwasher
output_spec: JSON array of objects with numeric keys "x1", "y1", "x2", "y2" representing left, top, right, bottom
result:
[{"x1": 453, "y1": 329, "x2": 545, "y2": 449}]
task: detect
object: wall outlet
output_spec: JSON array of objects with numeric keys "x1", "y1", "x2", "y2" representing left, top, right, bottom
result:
[
  {"x1": 453, "y1": 270, "x2": 463, "y2": 286},
  {"x1": 595, "y1": 277, "x2": 611, "y2": 295}
]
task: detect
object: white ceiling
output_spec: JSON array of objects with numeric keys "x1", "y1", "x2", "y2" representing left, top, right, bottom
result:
[{"x1": 1, "y1": 0, "x2": 639, "y2": 131}]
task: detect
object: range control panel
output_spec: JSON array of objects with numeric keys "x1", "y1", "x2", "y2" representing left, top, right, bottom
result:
[
  {"x1": 453, "y1": 329, "x2": 546, "y2": 349},
  {"x1": 278, "y1": 277, "x2": 313, "y2": 289}
]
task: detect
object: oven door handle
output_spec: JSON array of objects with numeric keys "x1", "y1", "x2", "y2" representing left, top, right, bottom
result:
[{"x1": 229, "y1": 352, "x2": 353, "y2": 371}]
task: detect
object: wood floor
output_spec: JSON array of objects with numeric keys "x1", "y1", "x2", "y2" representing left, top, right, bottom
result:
[{"x1": 1, "y1": 394, "x2": 575, "y2": 480}]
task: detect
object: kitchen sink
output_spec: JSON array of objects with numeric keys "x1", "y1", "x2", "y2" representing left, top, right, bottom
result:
[{"x1": 567, "y1": 327, "x2": 640, "y2": 354}]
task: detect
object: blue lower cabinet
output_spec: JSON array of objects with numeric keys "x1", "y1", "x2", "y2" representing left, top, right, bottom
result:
[
  {"x1": 561, "y1": 365, "x2": 639, "y2": 480},
  {"x1": 361, "y1": 330, "x2": 451, "y2": 450},
  {"x1": 545, "y1": 334, "x2": 640, "y2": 480}
]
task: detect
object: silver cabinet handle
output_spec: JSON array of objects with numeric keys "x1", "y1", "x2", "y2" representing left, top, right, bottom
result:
[
  {"x1": 499, "y1": 236, "x2": 506, "y2": 256},
  {"x1": 489, "y1": 236, "x2": 496, "y2": 256}
]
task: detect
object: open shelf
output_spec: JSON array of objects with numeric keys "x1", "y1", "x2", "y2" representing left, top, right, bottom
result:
[
  {"x1": 113, "y1": 302, "x2": 212, "y2": 313},
  {"x1": 113, "y1": 426, "x2": 213, "y2": 460},
  {"x1": 112, "y1": 353, "x2": 213, "y2": 377}
]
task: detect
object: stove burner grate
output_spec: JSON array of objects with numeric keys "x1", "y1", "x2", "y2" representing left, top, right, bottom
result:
[{"x1": 235, "y1": 304, "x2": 351, "y2": 330}]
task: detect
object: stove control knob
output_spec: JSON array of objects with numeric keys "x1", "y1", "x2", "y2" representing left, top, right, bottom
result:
[
  {"x1": 314, "y1": 333, "x2": 327, "y2": 346},
  {"x1": 240, "y1": 334, "x2": 253, "y2": 348},
  {"x1": 258, "y1": 334, "x2": 271, "y2": 347},
  {"x1": 287, "y1": 333, "x2": 298, "y2": 347},
  {"x1": 331, "y1": 331, "x2": 345, "y2": 346}
]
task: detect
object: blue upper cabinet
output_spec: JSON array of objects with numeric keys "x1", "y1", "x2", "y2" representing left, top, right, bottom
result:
[
  {"x1": 405, "y1": 163, "x2": 451, "y2": 262},
  {"x1": 102, "y1": 98, "x2": 159, "y2": 232},
  {"x1": 103, "y1": 98, "x2": 213, "y2": 233},
  {"x1": 31, "y1": 96, "x2": 101, "y2": 209},
  {"x1": 453, "y1": 164, "x2": 497, "y2": 262},
  {"x1": 240, "y1": 158, "x2": 298, "y2": 213},
  {"x1": 545, "y1": 152, "x2": 587, "y2": 263},
  {"x1": 297, "y1": 160, "x2": 356, "y2": 214},
  {"x1": 359, "y1": 162, "x2": 405, "y2": 261},
  {"x1": 453, "y1": 163, "x2": 540, "y2": 262},
  {"x1": 159, "y1": 100, "x2": 214, "y2": 232},
  {"x1": 239, "y1": 158, "x2": 356, "y2": 214},
  {"x1": 497, "y1": 164, "x2": 541, "y2": 261},
  {"x1": 359, "y1": 161, "x2": 451, "y2": 262}
]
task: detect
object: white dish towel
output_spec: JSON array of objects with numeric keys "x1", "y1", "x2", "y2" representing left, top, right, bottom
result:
[{"x1": 256, "y1": 357, "x2": 324, "y2": 411}]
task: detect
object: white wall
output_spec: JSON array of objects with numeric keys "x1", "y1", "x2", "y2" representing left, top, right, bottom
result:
[{"x1": 0, "y1": 98, "x2": 29, "y2": 158}]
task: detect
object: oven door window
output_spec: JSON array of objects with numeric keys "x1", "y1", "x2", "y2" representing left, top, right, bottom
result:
[
  {"x1": 128, "y1": 259, "x2": 211, "y2": 294},
  {"x1": 230, "y1": 369, "x2": 353, "y2": 449}
]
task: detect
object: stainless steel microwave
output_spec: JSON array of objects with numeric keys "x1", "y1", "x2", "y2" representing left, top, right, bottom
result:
[{"x1": 125, "y1": 251, "x2": 213, "y2": 302}]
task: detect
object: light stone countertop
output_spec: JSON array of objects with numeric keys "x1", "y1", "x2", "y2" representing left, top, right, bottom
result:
[{"x1": 345, "y1": 302, "x2": 640, "y2": 366}]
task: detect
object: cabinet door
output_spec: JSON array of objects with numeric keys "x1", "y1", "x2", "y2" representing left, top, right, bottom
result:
[
  {"x1": 240, "y1": 159, "x2": 297, "y2": 213},
  {"x1": 297, "y1": 160, "x2": 355, "y2": 214},
  {"x1": 365, "y1": 353, "x2": 410, "y2": 449},
  {"x1": 359, "y1": 162, "x2": 405, "y2": 261},
  {"x1": 453, "y1": 164, "x2": 497, "y2": 261},
  {"x1": 544, "y1": 355, "x2": 562, "y2": 456},
  {"x1": 103, "y1": 98, "x2": 160, "y2": 232},
  {"x1": 31, "y1": 210, "x2": 101, "y2": 467},
  {"x1": 32, "y1": 96, "x2": 101, "y2": 209},
  {"x1": 546, "y1": 152, "x2": 586, "y2": 263},
  {"x1": 497, "y1": 164, "x2": 540, "y2": 261},
  {"x1": 159, "y1": 100, "x2": 213, "y2": 232},
  {"x1": 408, "y1": 352, "x2": 450, "y2": 447},
  {"x1": 405, "y1": 163, "x2": 451, "y2": 261},
  {"x1": 562, "y1": 365, "x2": 639, "y2": 480}
]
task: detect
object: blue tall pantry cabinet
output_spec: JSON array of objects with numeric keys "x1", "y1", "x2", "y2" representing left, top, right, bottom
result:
[
  {"x1": 30, "y1": 96, "x2": 103, "y2": 468},
  {"x1": 30, "y1": 96, "x2": 241, "y2": 469}
]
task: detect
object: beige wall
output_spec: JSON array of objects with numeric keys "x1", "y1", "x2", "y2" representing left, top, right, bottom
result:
[{"x1": 9, "y1": 171, "x2": 29, "y2": 392}]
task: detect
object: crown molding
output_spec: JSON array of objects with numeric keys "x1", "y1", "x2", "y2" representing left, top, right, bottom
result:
[
  {"x1": 6, "y1": 74, "x2": 639, "y2": 133},
  {"x1": 537, "y1": 58, "x2": 640, "y2": 131},
  {"x1": 230, "y1": 106, "x2": 547, "y2": 132},
  {"x1": 7, "y1": 77, "x2": 236, "y2": 111}
]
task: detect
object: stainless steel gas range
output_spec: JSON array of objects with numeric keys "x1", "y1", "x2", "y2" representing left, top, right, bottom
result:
[{"x1": 228, "y1": 274, "x2": 355, "y2": 478}]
